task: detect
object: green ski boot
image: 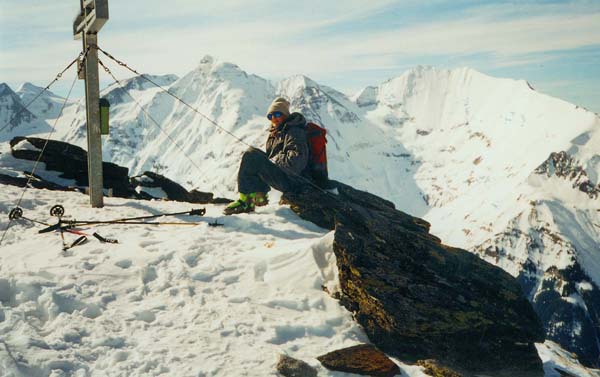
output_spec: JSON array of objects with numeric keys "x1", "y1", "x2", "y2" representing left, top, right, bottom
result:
[
  {"x1": 253, "y1": 192, "x2": 269, "y2": 207},
  {"x1": 223, "y1": 193, "x2": 255, "y2": 215}
]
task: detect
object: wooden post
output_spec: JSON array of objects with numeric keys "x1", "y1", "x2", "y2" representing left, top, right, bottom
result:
[
  {"x1": 83, "y1": 33, "x2": 104, "y2": 207},
  {"x1": 74, "y1": 0, "x2": 109, "y2": 208}
]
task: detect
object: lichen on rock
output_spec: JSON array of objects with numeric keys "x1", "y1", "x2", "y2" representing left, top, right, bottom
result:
[{"x1": 283, "y1": 180, "x2": 545, "y2": 376}]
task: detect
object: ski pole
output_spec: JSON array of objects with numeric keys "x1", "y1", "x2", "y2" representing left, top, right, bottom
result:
[
  {"x1": 9, "y1": 207, "x2": 87, "y2": 236},
  {"x1": 37, "y1": 208, "x2": 206, "y2": 233},
  {"x1": 9, "y1": 208, "x2": 51, "y2": 227},
  {"x1": 39, "y1": 220, "x2": 201, "y2": 234},
  {"x1": 68, "y1": 221, "x2": 201, "y2": 226},
  {"x1": 109, "y1": 208, "x2": 206, "y2": 222},
  {"x1": 8, "y1": 207, "x2": 115, "y2": 240}
]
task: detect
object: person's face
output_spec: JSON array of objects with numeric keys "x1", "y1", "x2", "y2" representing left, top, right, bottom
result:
[{"x1": 268, "y1": 112, "x2": 287, "y2": 127}]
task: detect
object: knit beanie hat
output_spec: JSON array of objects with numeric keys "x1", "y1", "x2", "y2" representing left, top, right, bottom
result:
[{"x1": 267, "y1": 97, "x2": 290, "y2": 117}]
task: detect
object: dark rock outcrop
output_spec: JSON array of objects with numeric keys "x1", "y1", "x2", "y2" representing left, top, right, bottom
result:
[
  {"x1": 276, "y1": 354, "x2": 317, "y2": 377},
  {"x1": 477, "y1": 204, "x2": 600, "y2": 368},
  {"x1": 282, "y1": 181, "x2": 545, "y2": 377},
  {"x1": 317, "y1": 344, "x2": 400, "y2": 377},
  {"x1": 10, "y1": 137, "x2": 134, "y2": 198},
  {"x1": 7, "y1": 137, "x2": 228, "y2": 204},
  {"x1": 535, "y1": 151, "x2": 599, "y2": 199},
  {"x1": 520, "y1": 263, "x2": 600, "y2": 368},
  {"x1": 131, "y1": 171, "x2": 212, "y2": 203},
  {"x1": 131, "y1": 171, "x2": 231, "y2": 204},
  {"x1": 0, "y1": 173, "x2": 80, "y2": 192}
]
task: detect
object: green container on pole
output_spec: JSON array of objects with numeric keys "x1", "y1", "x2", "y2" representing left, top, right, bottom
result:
[{"x1": 99, "y1": 98, "x2": 110, "y2": 135}]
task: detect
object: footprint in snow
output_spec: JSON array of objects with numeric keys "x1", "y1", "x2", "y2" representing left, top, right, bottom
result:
[
  {"x1": 133, "y1": 309, "x2": 156, "y2": 323},
  {"x1": 140, "y1": 240, "x2": 160, "y2": 248},
  {"x1": 113, "y1": 351, "x2": 129, "y2": 363},
  {"x1": 192, "y1": 271, "x2": 216, "y2": 282},
  {"x1": 182, "y1": 251, "x2": 201, "y2": 268},
  {"x1": 115, "y1": 259, "x2": 132, "y2": 269},
  {"x1": 140, "y1": 266, "x2": 158, "y2": 284},
  {"x1": 253, "y1": 261, "x2": 267, "y2": 282},
  {"x1": 220, "y1": 274, "x2": 240, "y2": 284}
]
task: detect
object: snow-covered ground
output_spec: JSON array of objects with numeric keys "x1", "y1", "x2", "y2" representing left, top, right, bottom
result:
[
  {"x1": 0, "y1": 185, "x2": 357, "y2": 376},
  {"x1": 0, "y1": 186, "x2": 593, "y2": 377}
]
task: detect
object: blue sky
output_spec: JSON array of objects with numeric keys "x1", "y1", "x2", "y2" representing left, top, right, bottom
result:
[{"x1": 1, "y1": 0, "x2": 599, "y2": 113}]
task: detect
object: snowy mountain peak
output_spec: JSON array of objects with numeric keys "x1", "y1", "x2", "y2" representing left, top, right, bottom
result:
[
  {"x1": 103, "y1": 73, "x2": 178, "y2": 96},
  {"x1": 276, "y1": 75, "x2": 362, "y2": 126},
  {"x1": 404, "y1": 64, "x2": 438, "y2": 75},
  {"x1": 388, "y1": 66, "x2": 536, "y2": 104},
  {"x1": 279, "y1": 74, "x2": 320, "y2": 91},
  {"x1": 0, "y1": 84, "x2": 22, "y2": 108},
  {"x1": 0, "y1": 83, "x2": 49, "y2": 139},
  {"x1": 16, "y1": 82, "x2": 65, "y2": 109},
  {"x1": 195, "y1": 54, "x2": 222, "y2": 75},
  {"x1": 0, "y1": 82, "x2": 15, "y2": 97},
  {"x1": 17, "y1": 82, "x2": 49, "y2": 95},
  {"x1": 400, "y1": 65, "x2": 477, "y2": 79},
  {"x1": 382, "y1": 65, "x2": 479, "y2": 98},
  {"x1": 193, "y1": 54, "x2": 250, "y2": 82},
  {"x1": 353, "y1": 85, "x2": 378, "y2": 108},
  {"x1": 199, "y1": 54, "x2": 215, "y2": 66}
]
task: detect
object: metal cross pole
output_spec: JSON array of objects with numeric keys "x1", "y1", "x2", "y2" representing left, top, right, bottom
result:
[{"x1": 73, "y1": 0, "x2": 109, "y2": 208}]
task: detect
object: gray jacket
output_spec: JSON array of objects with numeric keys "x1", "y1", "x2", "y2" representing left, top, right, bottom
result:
[{"x1": 265, "y1": 112, "x2": 308, "y2": 175}]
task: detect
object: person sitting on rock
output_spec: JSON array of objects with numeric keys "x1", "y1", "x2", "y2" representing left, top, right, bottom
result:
[{"x1": 224, "y1": 97, "x2": 309, "y2": 215}]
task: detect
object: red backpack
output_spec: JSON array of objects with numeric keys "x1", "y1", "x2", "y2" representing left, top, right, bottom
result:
[{"x1": 306, "y1": 122, "x2": 329, "y2": 185}]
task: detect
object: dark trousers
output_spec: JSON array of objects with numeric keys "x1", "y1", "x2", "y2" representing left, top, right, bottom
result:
[{"x1": 238, "y1": 148, "x2": 302, "y2": 194}]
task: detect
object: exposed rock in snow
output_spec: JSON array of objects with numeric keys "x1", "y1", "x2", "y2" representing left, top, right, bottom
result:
[
  {"x1": 131, "y1": 171, "x2": 219, "y2": 203},
  {"x1": 4, "y1": 137, "x2": 227, "y2": 204},
  {"x1": 283, "y1": 181, "x2": 544, "y2": 376},
  {"x1": 317, "y1": 344, "x2": 400, "y2": 377},
  {"x1": 535, "y1": 151, "x2": 599, "y2": 199},
  {"x1": 10, "y1": 136, "x2": 134, "y2": 198},
  {"x1": 276, "y1": 354, "x2": 318, "y2": 377},
  {"x1": 475, "y1": 207, "x2": 600, "y2": 368}
]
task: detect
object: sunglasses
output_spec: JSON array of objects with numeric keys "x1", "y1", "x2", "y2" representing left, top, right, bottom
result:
[{"x1": 267, "y1": 111, "x2": 283, "y2": 120}]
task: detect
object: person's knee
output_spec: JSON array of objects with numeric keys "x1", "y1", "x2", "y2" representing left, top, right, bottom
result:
[{"x1": 242, "y1": 147, "x2": 266, "y2": 163}]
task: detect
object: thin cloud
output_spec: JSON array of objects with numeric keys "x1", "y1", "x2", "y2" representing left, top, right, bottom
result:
[{"x1": 1, "y1": 0, "x2": 599, "y2": 112}]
